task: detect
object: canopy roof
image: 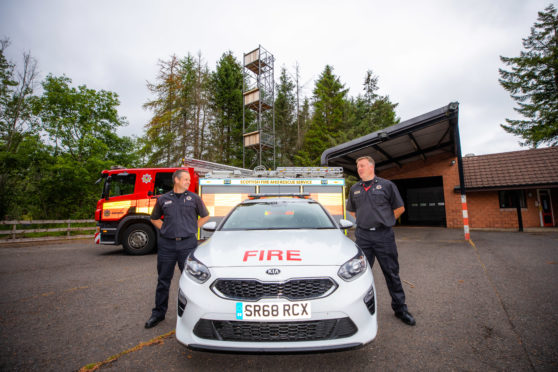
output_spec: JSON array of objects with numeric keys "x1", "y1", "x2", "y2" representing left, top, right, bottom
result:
[{"x1": 321, "y1": 103, "x2": 460, "y2": 176}]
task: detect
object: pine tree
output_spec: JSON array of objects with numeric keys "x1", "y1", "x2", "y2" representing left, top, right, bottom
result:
[
  {"x1": 177, "y1": 53, "x2": 210, "y2": 160},
  {"x1": 349, "y1": 70, "x2": 399, "y2": 139},
  {"x1": 275, "y1": 67, "x2": 296, "y2": 166},
  {"x1": 209, "y1": 52, "x2": 244, "y2": 166},
  {"x1": 499, "y1": 4, "x2": 558, "y2": 147},
  {"x1": 294, "y1": 65, "x2": 348, "y2": 166},
  {"x1": 143, "y1": 55, "x2": 182, "y2": 166}
]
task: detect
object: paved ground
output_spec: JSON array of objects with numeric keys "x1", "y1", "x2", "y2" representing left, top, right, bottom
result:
[{"x1": 1, "y1": 227, "x2": 557, "y2": 371}]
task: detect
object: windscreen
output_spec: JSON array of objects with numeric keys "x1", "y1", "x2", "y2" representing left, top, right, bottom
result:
[{"x1": 220, "y1": 201, "x2": 336, "y2": 230}]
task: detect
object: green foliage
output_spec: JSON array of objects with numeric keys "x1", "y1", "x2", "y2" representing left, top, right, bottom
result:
[
  {"x1": 293, "y1": 67, "x2": 398, "y2": 166},
  {"x1": 0, "y1": 40, "x2": 137, "y2": 219},
  {"x1": 180, "y1": 53, "x2": 211, "y2": 160},
  {"x1": 275, "y1": 67, "x2": 297, "y2": 166},
  {"x1": 27, "y1": 74, "x2": 138, "y2": 218},
  {"x1": 0, "y1": 40, "x2": 18, "y2": 135},
  {"x1": 294, "y1": 65, "x2": 349, "y2": 166},
  {"x1": 348, "y1": 70, "x2": 399, "y2": 139},
  {"x1": 0, "y1": 40, "x2": 41, "y2": 219},
  {"x1": 142, "y1": 53, "x2": 212, "y2": 166},
  {"x1": 499, "y1": 4, "x2": 558, "y2": 147},
  {"x1": 209, "y1": 52, "x2": 245, "y2": 166},
  {"x1": 142, "y1": 55, "x2": 183, "y2": 166},
  {"x1": 36, "y1": 74, "x2": 128, "y2": 160},
  {"x1": 0, "y1": 38, "x2": 38, "y2": 154},
  {"x1": 140, "y1": 53, "x2": 399, "y2": 170}
]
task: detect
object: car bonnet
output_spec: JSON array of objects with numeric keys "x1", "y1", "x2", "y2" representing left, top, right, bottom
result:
[{"x1": 194, "y1": 229, "x2": 359, "y2": 267}]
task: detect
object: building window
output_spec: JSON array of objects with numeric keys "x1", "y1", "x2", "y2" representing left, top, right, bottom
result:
[{"x1": 498, "y1": 190, "x2": 526, "y2": 208}]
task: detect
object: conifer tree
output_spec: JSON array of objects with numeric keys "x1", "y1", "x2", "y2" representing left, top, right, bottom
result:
[
  {"x1": 143, "y1": 55, "x2": 182, "y2": 166},
  {"x1": 209, "y1": 52, "x2": 244, "y2": 166},
  {"x1": 275, "y1": 67, "x2": 296, "y2": 166},
  {"x1": 295, "y1": 65, "x2": 348, "y2": 166},
  {"x1": 499, "y1": 4, "x2": 558, "y2": 147},
  {"x1": 349, "y1": 70, "x2": 399, "y2": 139},
  {"x1": 177, "y1": 53, "x2": 210, "y2": 159}
]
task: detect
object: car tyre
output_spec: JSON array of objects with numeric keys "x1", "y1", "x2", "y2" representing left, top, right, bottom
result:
[{"x1": 122, "y1": 223, "x2": 156, "y2": 255}]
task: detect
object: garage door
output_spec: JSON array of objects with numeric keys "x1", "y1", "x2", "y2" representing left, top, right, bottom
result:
[
  {"x1": 406, "y1": 186, "x2": 446, "y2": 225},
  {"x1": 394, "y1": 177, "x2": 446, "y2": 226}
]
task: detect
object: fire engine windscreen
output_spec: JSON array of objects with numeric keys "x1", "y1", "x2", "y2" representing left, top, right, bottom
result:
[{"x1": 220, "y1": 202, "x2": 336, "y2": 230}]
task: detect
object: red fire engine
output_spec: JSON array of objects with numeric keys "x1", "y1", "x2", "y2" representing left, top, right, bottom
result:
[{"x1": 94, "y1": 159, "x2": 250, "y2": 255}]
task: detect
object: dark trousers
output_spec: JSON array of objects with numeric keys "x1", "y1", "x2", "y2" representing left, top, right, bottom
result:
[
  {"x1": 152, "y1": 235, "x2": 197, "y2": 318},
  {"x1": 355, "y1": 227, "x2": 407, "y2": 313}
]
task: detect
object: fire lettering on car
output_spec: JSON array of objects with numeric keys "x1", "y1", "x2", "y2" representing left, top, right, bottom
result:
[
  {"x1": 243, "y1": 250, "x2": 302, "y2": 262},
  {"x1": 286, "y1": 250, "x2": 301, "y2": 261}
]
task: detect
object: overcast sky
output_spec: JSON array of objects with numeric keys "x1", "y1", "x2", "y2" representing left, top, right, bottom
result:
[{"x1": 1, "y1": 0, "x2": 552, "y2": 156}]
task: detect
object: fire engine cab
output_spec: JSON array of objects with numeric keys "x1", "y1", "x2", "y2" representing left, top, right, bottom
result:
[{"x1": 94, "y1": 159, "x2": 345, "y2": 255}]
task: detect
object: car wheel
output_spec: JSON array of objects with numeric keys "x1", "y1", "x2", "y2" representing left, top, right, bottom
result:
[{"x1": 122, "y1": 223, "x2": 156, "y2": 255}]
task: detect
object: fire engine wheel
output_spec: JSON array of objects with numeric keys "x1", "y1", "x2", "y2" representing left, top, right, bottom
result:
[{"x1": 122, "y1": 224, "x2": 155, "y2": 255}]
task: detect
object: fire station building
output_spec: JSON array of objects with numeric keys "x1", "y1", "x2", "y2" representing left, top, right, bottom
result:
[{"x1": 322, "y1": 103, "x2": 558, "y2": 230}]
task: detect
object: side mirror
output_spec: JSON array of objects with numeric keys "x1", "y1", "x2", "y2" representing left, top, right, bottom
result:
[
  {"x1": 148, "y1": 191, "x2": 153, "y2": 196},
  {"x1": 338, "y1": 219, "x2": 354, "y2": 229},
  {"x1": 202, "y1": 221, "x2": 217, "y2": 231},
  {"x1": 103, "y1": 175, "x2": 112, "y2": 200}
]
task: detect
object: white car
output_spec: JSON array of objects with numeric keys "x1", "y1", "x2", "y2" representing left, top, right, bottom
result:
[{"x1": 176, "y1": 196, "x2": 377, "y2": 352}]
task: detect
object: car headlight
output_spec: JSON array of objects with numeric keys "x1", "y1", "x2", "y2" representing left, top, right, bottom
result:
[
  {"x1": 185, "y1": 253, "x2": 211, "y2": 283},
  {"x1": 338, "y1": 249, "x2": 367, "y2": 281}
]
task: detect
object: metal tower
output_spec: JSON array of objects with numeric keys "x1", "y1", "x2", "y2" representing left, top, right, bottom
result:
[{"x1": 242, "y1": 45, "x2": 275, "y2": 169}]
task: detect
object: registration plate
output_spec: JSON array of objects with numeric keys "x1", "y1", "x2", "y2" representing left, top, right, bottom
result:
[{"x1": 235, "y1": 301, "x2": 311, "y2": 320}]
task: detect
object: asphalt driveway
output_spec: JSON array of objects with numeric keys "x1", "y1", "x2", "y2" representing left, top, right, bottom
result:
[{"x1": 0, "y1": 227, "x2": 557, "y2": 371}]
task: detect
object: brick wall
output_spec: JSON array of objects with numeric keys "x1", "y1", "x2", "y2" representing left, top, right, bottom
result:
[
  {"x1": 378, "y1": 152, "x2": 463, "y2": 228},
  {"x1": 466, "y1": 190, "x2": 541, "y2": 228},
  {"x1": 377, "y1": 152, "x2": 552, "y2": 228}
]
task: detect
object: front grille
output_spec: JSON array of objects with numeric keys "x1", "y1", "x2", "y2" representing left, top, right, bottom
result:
[
  {"x1": 193, "y1": 318, "x2": 358, "y2": 342},
  {"x1": 212, "y1": 278, "x2": 337, "y2": 301}
]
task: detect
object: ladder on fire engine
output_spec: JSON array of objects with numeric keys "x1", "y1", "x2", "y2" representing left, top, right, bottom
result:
[
  {"x1": 275, "y1": 167, "x2": 344, "y2": 178},
  {"x1": 202, "y1": 165, "x2": 344, "y2": 179},
  {"x1": 182, "y1": 158, "x2": 253, "y2": 177}
]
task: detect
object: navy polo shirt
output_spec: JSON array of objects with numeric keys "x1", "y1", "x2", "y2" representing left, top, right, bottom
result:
[
  {"x1": 151, "y1": 190, "x2": 209, "y2": 239},
  {"x1": 346, "y1": 176, "x2": 404, "y2": 229}
]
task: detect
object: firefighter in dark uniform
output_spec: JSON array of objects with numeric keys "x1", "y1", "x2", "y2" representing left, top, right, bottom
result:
[
  {"x1": 346, "y1": 156, "x2": 416, "y2": 326},
  {"x1": 145, "y1": 169, "x2": 209, "y2": 329}
]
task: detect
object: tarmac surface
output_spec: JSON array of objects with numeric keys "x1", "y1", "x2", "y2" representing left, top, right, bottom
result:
[{"x1": 1, "y1": 227, "x2": 557, "y2": 371}]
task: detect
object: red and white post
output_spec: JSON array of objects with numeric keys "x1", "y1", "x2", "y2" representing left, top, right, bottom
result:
[{"x1": 461, "y1": 194, "x2": 470, "y2": 240}]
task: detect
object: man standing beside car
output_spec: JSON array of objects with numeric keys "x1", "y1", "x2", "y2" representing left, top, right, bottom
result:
[
  {"x1": 145, "y1": 169, "x2": 209, "y2": 329},
  {"x1": 346, "y1": 156, "x2": 416, "y2": 326}
]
